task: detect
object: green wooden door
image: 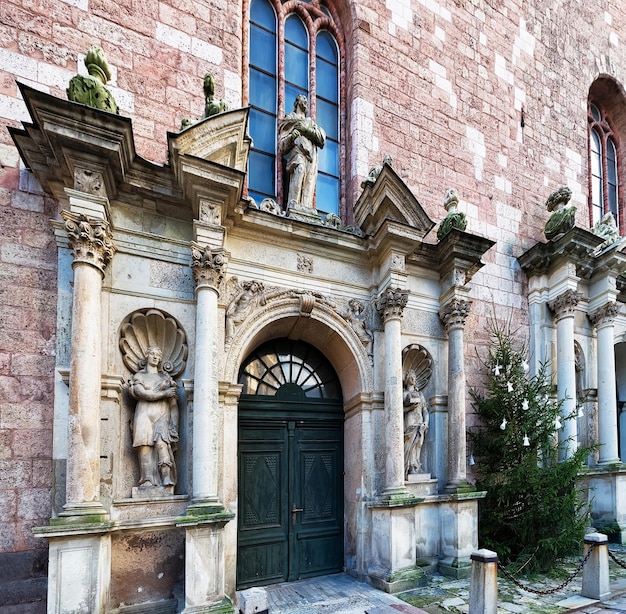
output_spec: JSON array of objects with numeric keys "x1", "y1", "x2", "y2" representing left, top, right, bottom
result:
[
  {"x1": 236, "y1": 340, "x2": 344, "y2": 589},
  {"x1": 237, "y1": 417, "x2": 344, "y2": 589}
]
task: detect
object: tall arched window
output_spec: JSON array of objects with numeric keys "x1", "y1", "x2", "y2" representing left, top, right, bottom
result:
[
  {"x1": 246, "y1": 0, "x2": 342, "y2": 217},
  {"x1": 588, "y1": 101, "x2": 619, "y2": 228}
]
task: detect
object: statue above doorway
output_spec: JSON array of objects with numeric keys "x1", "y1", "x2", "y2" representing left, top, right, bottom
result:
[{"x1": 278, "y1": 94, "x2": 326, "y2": 211}]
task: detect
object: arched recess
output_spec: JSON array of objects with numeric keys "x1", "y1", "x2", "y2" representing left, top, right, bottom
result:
[
  {"x1": 222, "y1": 295, "x2": 373, "y2": 401},
  {"x1": 222, "y1": 293, "x2": 374, "y2": 586}
]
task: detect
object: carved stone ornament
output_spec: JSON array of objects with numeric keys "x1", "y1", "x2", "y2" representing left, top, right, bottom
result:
[
  {"x1": 66, "y1": 45, "x2": 119, "y2": 114},
  {"x1": 119, "y1": 309, "x2": 188, "y2": 494},
  {"x1": 361, "y1": 154, "x2": 393, "y2": 189},
  {"x1": 62, "y1": 210, "x2": 116, "y2": 273},
  {"x1": 592, "y1": 212, "x2": 621, "y2": 253},
  {"x1": 74, "y1": 168, "x2": 106, "y2": 197},
  {"x1": 437, "y1": 187, "x2": 467, "y2": 240},
  {"x1": 439, "y1": 298, "x2": 472, "y2": 330},
  {"x1": 376, "y1": 287, "x2": 409, "y2": 321},
  {"x1": 297, "y1": 253, "x2": 313, "y2": 273},
  {"x1": 548, "y1": 289, "x2": 582, "y2": 319},
  {"x1": 343, "y1": 298, "x2": 373, "y2": 356},
  {"x1": 544, "y1": 186, "x2": 576, "y2": 240},
  {"x1": 199, "y1": 199, "x2": 221, "y2": 225},
  {"x1": 589, "y1": 301, "x2": 620, "y2": 328},
  {"x1": 191, "y1": 242, "x2": 228, "y2": 289}
]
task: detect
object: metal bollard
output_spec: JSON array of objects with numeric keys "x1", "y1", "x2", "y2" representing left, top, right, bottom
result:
[
  {"x1": 469, "y1": 549, "x2": 498, "y2": 614},
  {"x1": 581, "y1": 532, "x2": 611, "y2": 602}
]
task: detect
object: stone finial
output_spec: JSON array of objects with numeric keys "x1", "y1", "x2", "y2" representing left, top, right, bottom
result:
[
  {"x1": 67, "y1": 46, "x2": 119, "y2": 114},
  {"x1": 592, "y1": 212, "x2": 621, "y2": 253},
  {"x1": 180, "y1": 73, "x2": 229, "y2": 130},
  {"x1": 437, "y1": 188, "x2": 467, "y2": 240},
  {"x1": 202, "y1": 73, "x2": 229, "y2": 118},
  {"x1": 361, "y1": 154, "x2": 393, "y2": 189},
  {"x1": 544, "y1": 186, "x2": 575, "y2": 240}
]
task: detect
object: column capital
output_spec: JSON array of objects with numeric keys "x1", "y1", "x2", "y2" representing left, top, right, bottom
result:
[
  {"x1": 548, "y1": 289, "x2": 582, "y2": 320},
  {"x1": 589, "y1": 302, "x2": 620, "y2": 329},
  {"x1": 191, "y1": 242, "x2": 228, "y2": 290},
  {"x1": 439, "y1": 298, "x2": 472, "y2": 331},
  {"x1": 62, "y1": 210, "x2": 115, "y2": 274},
  {"x1": 376, "y1": 287, "x2": 409, "y2": 321}
]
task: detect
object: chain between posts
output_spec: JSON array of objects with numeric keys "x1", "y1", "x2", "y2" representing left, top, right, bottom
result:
[
  {"x1": 496, "y1": 542, "x2": 596, "y2": 596},
  {"x1": 608, "y1": 548, "x2": 626, "y2": 570}
]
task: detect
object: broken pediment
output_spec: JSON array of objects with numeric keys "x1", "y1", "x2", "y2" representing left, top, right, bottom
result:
[
  {"x1": 9, "y1": 82, "x2": 136, "y2": 203},
  {"x1": 354, "y1": 163, "x2": 435, "y2": 243}
]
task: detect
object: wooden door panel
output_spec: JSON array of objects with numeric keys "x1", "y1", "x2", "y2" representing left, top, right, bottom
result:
[
  {"x1": 293, "y1": 425, "x2": 343, "y2": 579},
  {"x1": 237, "y1": 426, "x2": 289, "y2": 588}
]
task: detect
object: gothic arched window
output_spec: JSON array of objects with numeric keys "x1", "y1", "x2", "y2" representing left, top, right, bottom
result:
[
  {"x1": 246, "y1": 0, "x2": 342, "y2": 216},
  {"x1": 588, "y1": 101, "x2": 619, "y2": 228}
]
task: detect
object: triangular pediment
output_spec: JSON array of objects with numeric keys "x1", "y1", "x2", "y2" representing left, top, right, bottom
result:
[{"x1": 354, "y1": 163, "x2": 435, "y2": 240}]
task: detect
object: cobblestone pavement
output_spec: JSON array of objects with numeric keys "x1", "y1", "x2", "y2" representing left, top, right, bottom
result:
[
  {"x1": 255, "y1": 544, "x2": 626, "y2": 613},
  {"x1": 396, "y1": 544, "x2": 626, "y2": 614}
]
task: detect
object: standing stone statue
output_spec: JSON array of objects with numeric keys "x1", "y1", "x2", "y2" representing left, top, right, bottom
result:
[
  {"x1": 129, "y1": 345, "x2": 179, "y2": 489},
  {"x1": 67, "y1": 45, "x2": 119, "y2": 114},
  {"x1": 278, "y1": 94, "x2": 326, "y2": 210},
  {"x1": 202, "y1": 72, "x2": 229, "y2": 118},
  {"x1": 403, "y1": 368, "x2": 430, "y2": 477}
]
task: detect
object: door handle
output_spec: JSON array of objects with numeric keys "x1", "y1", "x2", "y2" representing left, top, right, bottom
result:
[{"x1": 292, "y1": 503, "x2": 304, "y2": 524}]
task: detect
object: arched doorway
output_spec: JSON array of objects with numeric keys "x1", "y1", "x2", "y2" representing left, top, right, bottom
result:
[{"x1": 236, "y1": 339, "x2": 344, "y2": 589}]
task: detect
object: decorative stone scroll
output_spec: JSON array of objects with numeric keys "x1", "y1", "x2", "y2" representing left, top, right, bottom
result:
[
  {"x1": 548, "y1": 289, "x2": 582, "y2": 320},
  {"x1": 62, "y1": 211, "x2": 116, "y2": 274},
  {"x1": 119, "y1": 309, "x2": 188, "y2": 496},
  {"x1": 589, "y1": 302, "x2": 620, "y2": 328},
  {"x1": 191, "y1": 242, "x2": 228, "y2": 289},
  {"x1": 439, "y1": 298, "x2": 472, "y2": 330},
  {"x1": 376, "y1": 287, "x2": 409, "y2": 321}
]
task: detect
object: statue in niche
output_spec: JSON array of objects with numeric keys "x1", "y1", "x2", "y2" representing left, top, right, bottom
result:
[
  {"x1": 67, "y1": 45, "x2": 119, "y2": 114},
  {"x1": 130, "y1": 345, "x2": 179, "y2": 488},
  {"x1": 402, "y1": 345, "x2": 433, "y2": 479},
  {"x1": 278, "y1": 94, "x2": 326, "y2": 210},
  {"x1": 119, "y1": 309, "x2": 188, "y2": 496}
]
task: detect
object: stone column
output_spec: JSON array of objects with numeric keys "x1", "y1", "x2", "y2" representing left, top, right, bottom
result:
[
  {"x1": 189, "y1": 243, "x2": 228, "y2": 509},
  {"x1": 590, "y1": 302, "x2": 620, "y2": 464},
  {"x1": 61, "y1": 210, "x2": 115, "y2": 518},
  {"x1": 376, "y1": 287, "x2": 409, "y2": 497},
  {"x1": 440, "y1": 298, "x2": 471, "y2": 491},
  {"x1": 549, "y1": 290, "x2": 582, "y2": 460}
]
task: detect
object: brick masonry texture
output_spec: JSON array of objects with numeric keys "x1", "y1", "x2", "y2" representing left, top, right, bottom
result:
[{"x1": 0, "y1": 0, "x2": 625, "y2": 602}]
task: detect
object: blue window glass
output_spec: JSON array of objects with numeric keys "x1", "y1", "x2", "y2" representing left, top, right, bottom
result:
[
  {"x1": 608, "y1": 137, "x2": 618, "y2": 221},
  {"x1": 248, "y1": 2, "x2": 342, "y2": 216},
  {"x1": 248, "y1": 0, "x2": 277, "y2": 203}
]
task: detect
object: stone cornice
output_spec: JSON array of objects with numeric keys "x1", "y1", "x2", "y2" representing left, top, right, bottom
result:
[
  {"x1": 518, "y1": 226, "x2": 604, "y2": 280},
  {"x1": 376, "y1": 287, "x2": 409, "y2": 321},
  {"x1": 62, "y1": 211, "x2": 116, "y2": 274}
]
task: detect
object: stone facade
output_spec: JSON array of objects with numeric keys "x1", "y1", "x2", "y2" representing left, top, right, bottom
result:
[{"x1": 2, "y1": 1, "x2": 626, "y2": 612}]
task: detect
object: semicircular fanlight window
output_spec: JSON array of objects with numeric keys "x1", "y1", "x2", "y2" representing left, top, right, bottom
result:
[{"x1": 238, "y1": 339, "x2": 342, "y2": 400}]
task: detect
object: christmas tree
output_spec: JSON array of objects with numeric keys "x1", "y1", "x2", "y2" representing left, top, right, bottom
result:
[{"x1": 469, "y1": 321, "x2": 592, "y2": 573}]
